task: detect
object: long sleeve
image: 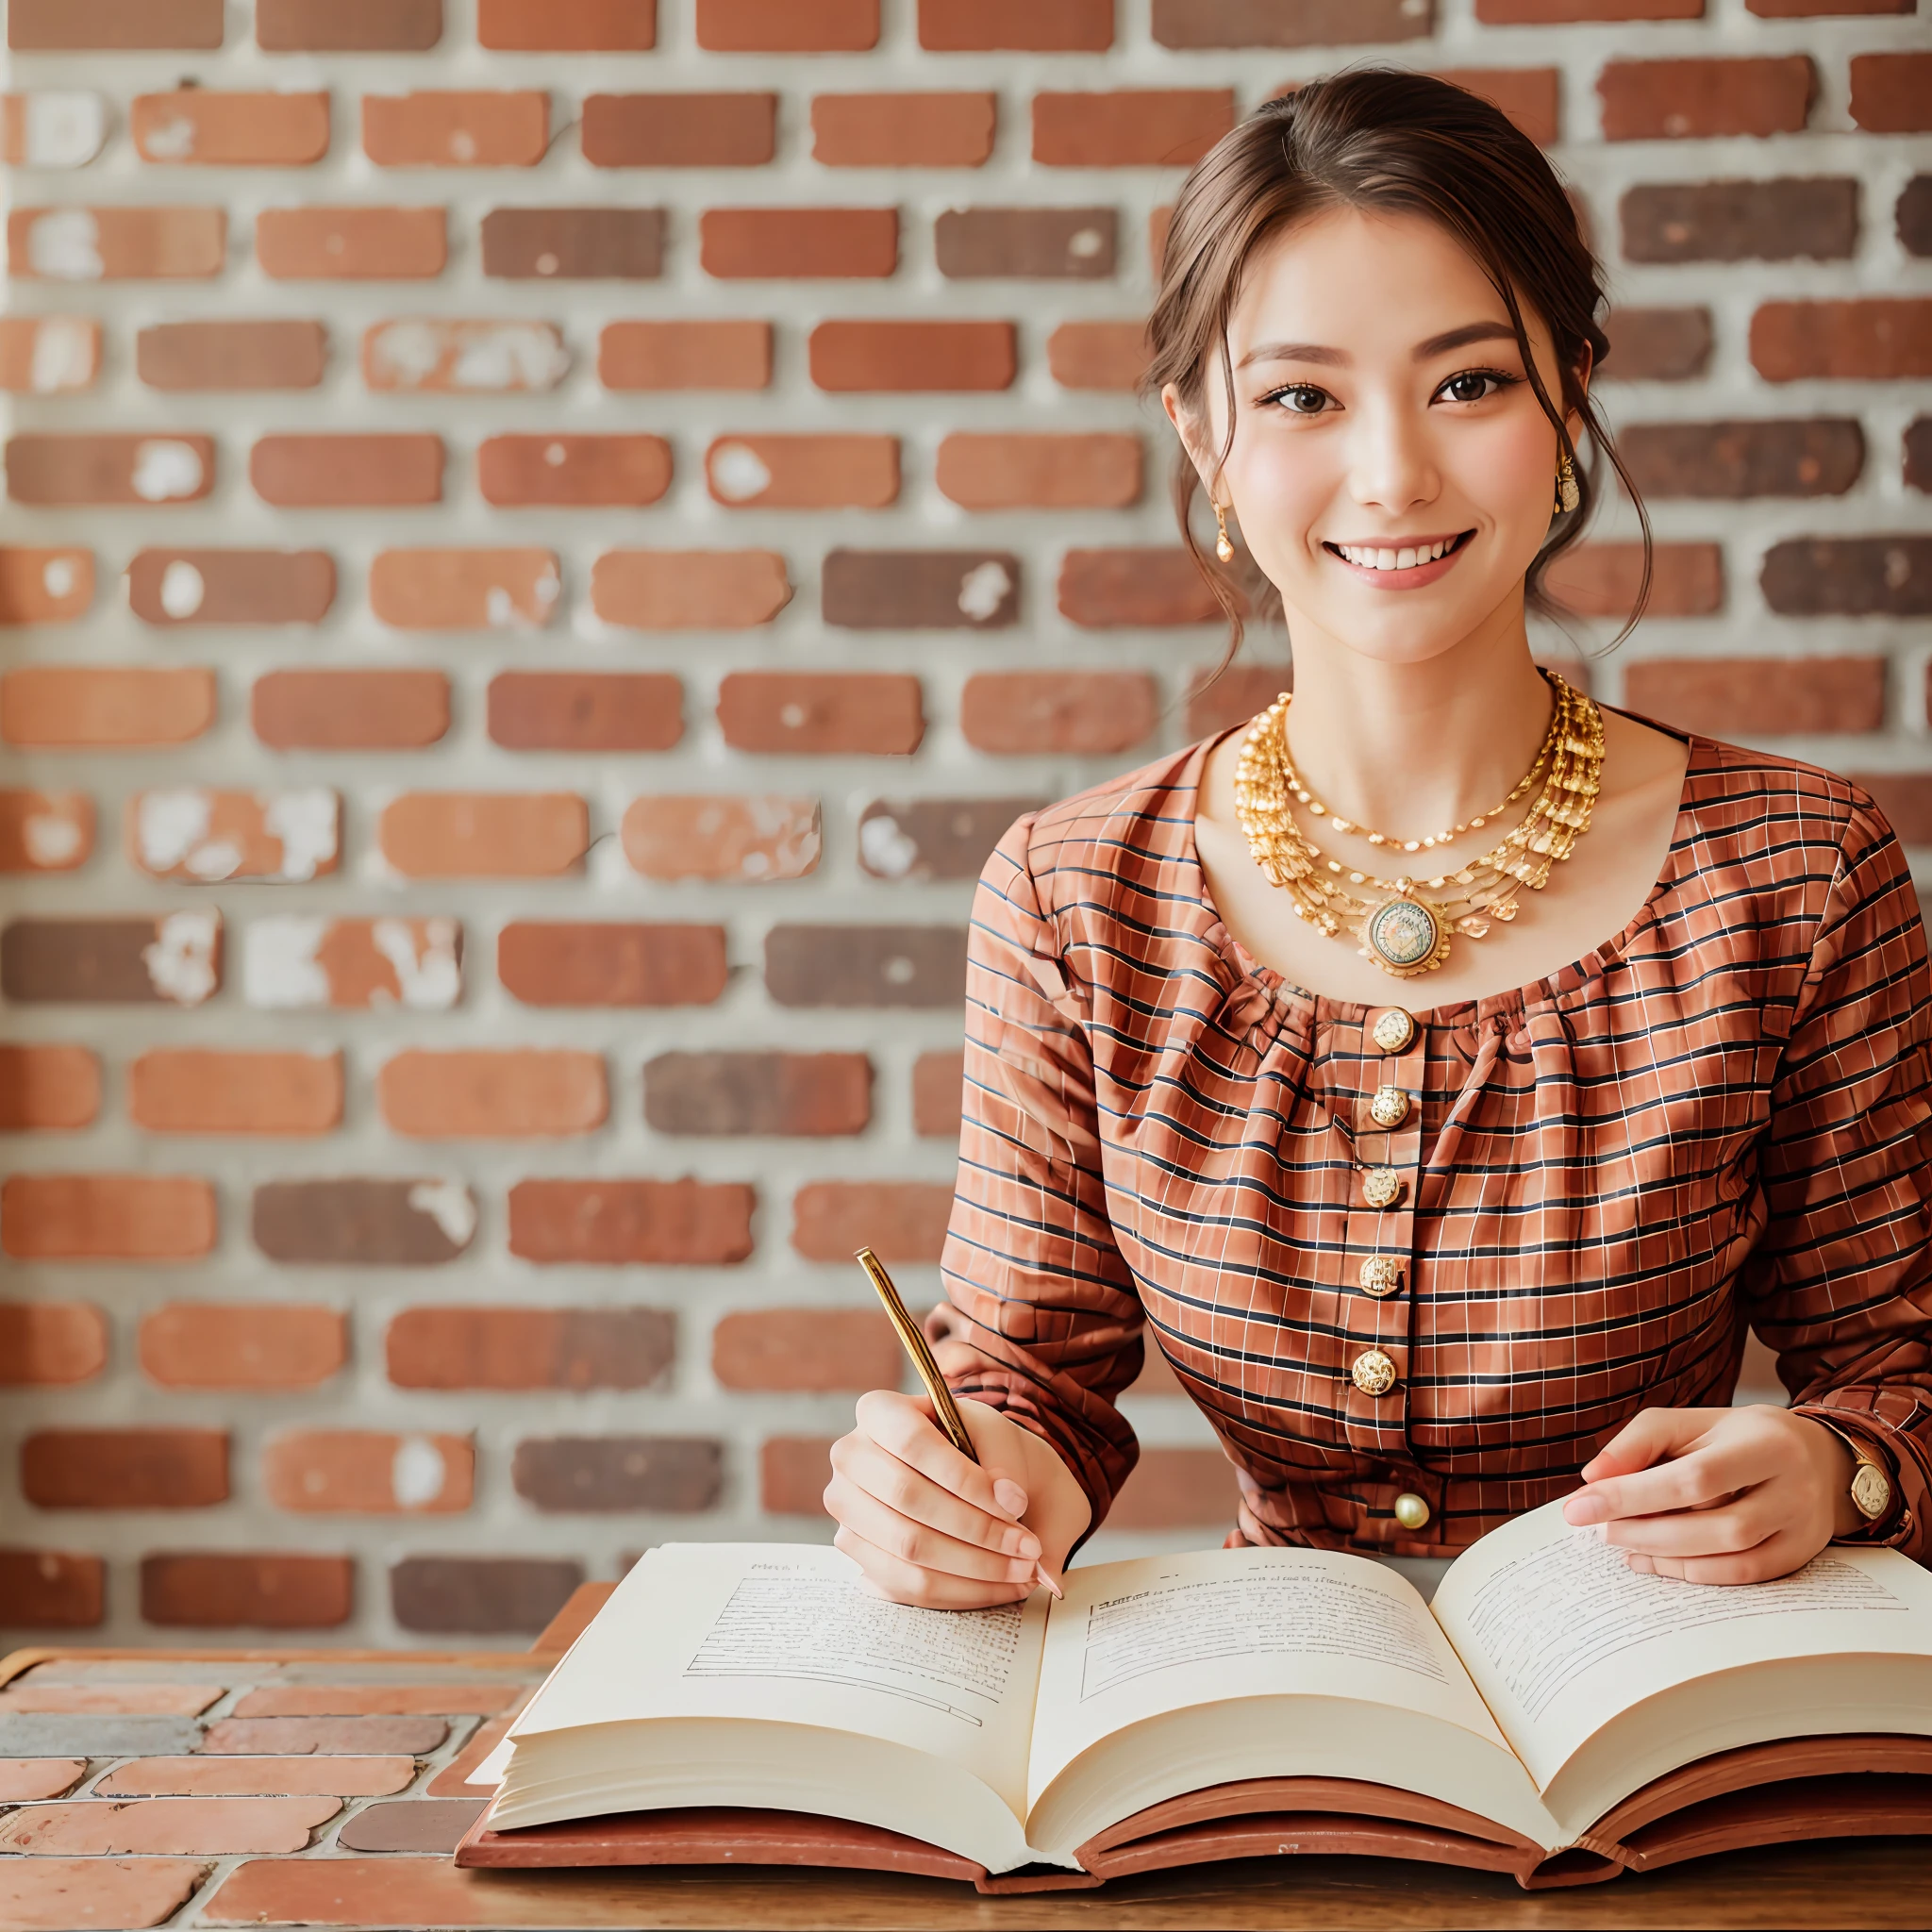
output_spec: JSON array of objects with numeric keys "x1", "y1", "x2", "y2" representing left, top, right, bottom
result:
[
  {"x1": 1742, "y1": 800, "x2": 1932, "y2": 1557},
  {"x1": 937, "y1": 815, "x2": 1144, "y2": 1537}
]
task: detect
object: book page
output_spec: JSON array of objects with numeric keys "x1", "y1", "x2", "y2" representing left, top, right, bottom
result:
[
  {"x1": 505, "y1": 1543, "x2": 1049, "y2": 1824},
  {"x1": 1431, "y1": 1497, "x2": 1932, "y2": 1792}
]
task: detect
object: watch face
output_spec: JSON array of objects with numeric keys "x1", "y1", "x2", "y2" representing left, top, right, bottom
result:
[{"x1": 1851, "y1": 1461, "x2": 1891, "y2": 1521}]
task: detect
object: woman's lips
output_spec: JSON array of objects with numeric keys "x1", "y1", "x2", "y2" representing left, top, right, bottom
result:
[{"x1": 1323, "y1": 528, "x2": 1475, "y2": 588}]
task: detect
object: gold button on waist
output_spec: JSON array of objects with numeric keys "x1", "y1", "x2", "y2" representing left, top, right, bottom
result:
[
  {"x1": 1350, "y1": 1348, "x2": 1397, "y2": 1396},
  {"x1": 1361, "y1": 1167, "x2": 1402, "y2": 1209},
  {"x1": 1369, "y1": 1086, "x2": 1410, "y2": 1129},
  {"x1": 1372, "y1": 1008, "x2": 1416, "y2": 1054},
  {"x1": 1393, "y1": 1491, "x2": 1431, "y2": 1531},
  {"x1": 1357, "y1": 1255, "x2": 1403, "y2": 1298}
]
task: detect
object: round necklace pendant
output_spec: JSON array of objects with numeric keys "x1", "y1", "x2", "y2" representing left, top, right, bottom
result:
[{"x1": 1360, "y1": 896, "x2": 1452, "y2": 979}]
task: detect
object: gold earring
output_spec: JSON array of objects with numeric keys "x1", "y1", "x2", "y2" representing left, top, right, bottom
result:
[
  {"x1": 1554, "y1": 452, "x2": 1580, "y2": 515},
  {"x1": 1212, "y1": 498, "x2": 1235, "y2": 563}
]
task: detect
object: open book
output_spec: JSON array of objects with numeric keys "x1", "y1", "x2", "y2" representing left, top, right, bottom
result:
[{"x1": 457, "y1": 1500, "x2": 1932, "y2": 1891}]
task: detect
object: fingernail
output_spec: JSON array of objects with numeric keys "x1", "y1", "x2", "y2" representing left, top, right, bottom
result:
[{"x1": 992, "y1": 1478, "x2": 1028, "y2": 1518}]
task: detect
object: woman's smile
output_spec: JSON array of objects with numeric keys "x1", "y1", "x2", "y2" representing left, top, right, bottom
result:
[{"x1": 1323, "y1": 527, "x2": 1477, "y2": 587}]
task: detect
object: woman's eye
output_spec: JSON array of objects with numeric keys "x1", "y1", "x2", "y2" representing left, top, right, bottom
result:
[
  {"x1": 1441, "y1": 370, "x2": 1508, "y2": 404},
  {"x1": 1265, "y1": 385, "x2": 1330, "y2": 415}
]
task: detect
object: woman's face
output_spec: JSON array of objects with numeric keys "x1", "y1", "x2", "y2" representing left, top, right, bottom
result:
[{"x1": 1165, "y1": 205, "x2": 1587, "y2": 668}]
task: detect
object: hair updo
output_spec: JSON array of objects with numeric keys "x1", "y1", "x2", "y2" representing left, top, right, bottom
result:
[{"x1": 1144, "y1": 68, "x2": 1651, "y2": 661}]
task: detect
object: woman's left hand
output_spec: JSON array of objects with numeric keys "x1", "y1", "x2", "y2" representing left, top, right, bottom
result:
[{"x1": 1561, "y1": 1405, "x2": 1862, "y2": 1584}]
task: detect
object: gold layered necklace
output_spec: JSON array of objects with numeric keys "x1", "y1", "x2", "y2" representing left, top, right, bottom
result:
[{"x1": 1233, "y1": 671, "x2": 1606, "y2": 980}]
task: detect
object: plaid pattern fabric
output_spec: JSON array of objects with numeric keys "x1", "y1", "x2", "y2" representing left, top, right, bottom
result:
[{"x1": 940, "y1": 724, "x2": 1932, "y2": 1562}]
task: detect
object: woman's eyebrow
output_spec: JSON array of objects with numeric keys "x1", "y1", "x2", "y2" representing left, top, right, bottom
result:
[{"x1": 1235, "y1": 320, "x2": 1520, "y2": 370}]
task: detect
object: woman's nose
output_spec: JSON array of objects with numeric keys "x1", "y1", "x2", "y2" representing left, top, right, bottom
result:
[{"x1": 1346, "y1": 407, "x2": 1439, "y2": 513}]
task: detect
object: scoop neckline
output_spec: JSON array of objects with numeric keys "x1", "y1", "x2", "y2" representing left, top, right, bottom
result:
[{"x1": 1178, "y1": 708, "x2": 1707, "y2": 1032}]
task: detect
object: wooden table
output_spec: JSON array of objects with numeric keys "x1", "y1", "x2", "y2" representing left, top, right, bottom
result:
[{"x1": 4, "y1": 1585, "x2": 1928, "y2": 1931}]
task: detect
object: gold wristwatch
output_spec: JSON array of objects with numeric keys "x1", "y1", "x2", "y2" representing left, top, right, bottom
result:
[{"x1": 1812, "y1": 1417, "x2": 1894, "y2": 1527}]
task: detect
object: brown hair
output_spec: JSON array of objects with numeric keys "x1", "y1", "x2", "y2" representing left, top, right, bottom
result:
[{"x1": 1144, "y1": 67, "x2": 1651, "y2": 666}]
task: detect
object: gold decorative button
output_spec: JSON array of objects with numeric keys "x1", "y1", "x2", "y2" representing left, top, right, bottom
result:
[
  {"x1": 1393, "y1": 1491, "x2": 1431, "y2": 1531},
  {"x1": 1350, "y1": 1348, "x2": 1397, "y2": 1396},
  {"x1": 1362, "y1": 1167, "x2": 1402, "y2": 1209},
  {"x1": 1357, "y1": 1255, "x2": 1403, "y2": 1298},
  {"x1": 1369, "y1": 1086, "x2": 1410, "y2": 1129},
  {"x1": 1372, "y1": 1008, "x2": 1417, "y2": 1054}
]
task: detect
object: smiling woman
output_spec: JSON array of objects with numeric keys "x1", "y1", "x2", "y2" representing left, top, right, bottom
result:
[{"x1": 824, "y1": 72, "x2": 1932, "y2": 1614}]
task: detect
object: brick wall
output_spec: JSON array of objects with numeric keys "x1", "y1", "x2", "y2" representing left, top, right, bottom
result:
[{"x1": 0, "y1": 0, "x2": 1924, "y2": 1645}]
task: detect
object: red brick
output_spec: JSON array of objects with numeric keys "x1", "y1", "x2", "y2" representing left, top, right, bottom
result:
[
  {"x1": 378, "y1": 792, "x2": 586, "y2": 877},
  {"x1": 3, "y1": 667, "x2": 213, "y2": 749},
  {"x1": 1603, "y1": 306, "x2": 1713, "y2": 379},
  {"x1": 201, "y1": 1715, "x2": 445, "y2": 1755},
  {"x1": 1047, "y1": 320, "x2": 1147, "y2": 391},
  {"x1": 2, "y1": 1174, "x2": 214, "y2": 1261},
  {"x1": 364, "y1": 318, "x2": 568, "y2": 392},
  {"x1": 1599, "y1": 58, "x2": 1814, "y2": 141},
  {"x1": 263, "y1": 1431, "x2": 472, "y2": 1513},
  {"x1": 1033, "y1": 90, "x2": 1233, "y2": 167},
  {"x1": 132, "y1": 90, "x2": 329, "y2": 165},
  {"x1": 0, "y1": 1302, "x2": 107, "y2": 1384},
  {"x1": 719, "y1": 672, "x2": 924, "y2": 754},
  {"x1": 0, "y1": 1044, "x2": 99, "y2": 1127},
  {"x1": 1851, "y1": 54, "x2": 1932, "y2": 133},
  {"x1": 1544, "y1": 541, "x2": 1723, "y2": 617},
  {"x1": 809, "y1": 320, "x2": 1013, "y2": 392},
  {"x1": 480, "y1": 0, "x2": 656, "y2": 46},
  {"x1": 241, "y1": 917, "x2": 461, "y2": 1012},
  {"x1": 1760, "y1": 541, "x2": 1927, "y2": 618},
  {"x1": 488, "y1": 673, "x2": 680, "y2": 753},
  {"x1": 370, "y1": 549, "x2": 559, "y2": 630},
  {"x1": 140, "y1": 1304, "x2": 345, "y2": 1391},
  {"x1": 623, "y1": 795, "x2": 822, "y2": 882},
  {"x1": 258, "y1": 0, "x2": 441, "y2": 48},
  {"x1": 1620, "y1": 418, "x2": 1863, "y2": 498},
  {"x1": 939, "y1": 432, "x2": 1141, "y2": 508},
  {"x1": 498, "y1": 922, "x2": 726, "y2": 1005},
  {"x1": 644, "y1": 1052, "x2": 872, "y2": 1136},
  {"x1": 913, "y1": 1049, "x2": 965, "y2": 1138},
  {"x1": 1624, "y1": 657, "x2": 1886, "y2": 737},
  {"x1": 0, "y1": 791, "x2": 92, "y2": 873},
  {"x1": 0, "y1": 318, "x2": 99, "y2": 393},
  {"x1": 229, "y1": 1688, "x2": 517, "y2": 1718},
  {"x1": 513, "y1": 1439, "x2": 720, "y2": 1514},
  {"x1": 0, "y1": 1760, "x2": 87, "y2": 1799},
  {"x1": 8, "y1": 432, "x2": 213, "y2": 507},
  {"x1": 858, "y1": 797, "x2": 1038, "y2": 880},
  {"x1": 1750, "y1": 299, "x2": 1932, "y2": 381},
  {"x1": 364, "y1": 92, "x2": 547, "y2": 168},
  {"x1": 1059, "y1": 548, "x2": 1219, "y2": 626},
  {"x1": 129, "y1": 1050, "x2": 342, "y2": 1136},
  {"x1": 962, "y1": 671, "x2": 1159, "y2": 755},
  {"x1": 583, "y1": 93, "x2": 774, "y2": 168},
  {"x1": 1909, "y1": 417, "x2": 1932, "y2": 492},
  {"x1": 0, "y1": 1684, "x2": 221, "y2": 1716},
  {"x1": 0, "y1": 92, "x2": 108, "y2": 169},
  {"x1": 713, "y1": 1309, "x2": 903, "y2": 1391},
  {"x1": 126, "y1": 548, "x2": 334, "y2": 627},
  {"x1": 387, "y1": 1307, "x2": 673, "y2": 1391},
  {"x1": 12, "y1": 0, "x2": 223, "y2": 47},
  {"x1": 1856, "y1": 773, "x2": 1932, "y2": 845},
  {"x1": 592, "y1": 550, "x2": 790, "y2": 628},
  {"x1": 791, "y1": 1180, "x2": 953, "y2": 1262},
  {"x1": 22, "y1": 1427, "x2": 227, "y2": 1509},
  {"x1": 8, "y1": 206, "x2": 224, "y2": 280},
  {"x1": 918, "y1": 0, "x2": 1111, "y2": 46},
  {"x1": 253, "y1": 669, "x2": 449, "y2": 751},
  {"x1": 707, "y1": 434, "x2": 898, "y2": 508},
  {"x1": 141, "y1": 1553, "x2": 353, "y2": 1628},
  {"x1": 1108, "y1": 1448, "x2": 1239, "y2": 1528},
  {"x1": 0, "y1": 1859, "x2": 201, "y2": 1926},
  {"x1": 251, "y1": 433, "x2": 443, "y2": 507},
  {"x1": 599, "y1": 320, "x2": 771, "y2": 390},
  {"x1": 127, "y1": 787, "x2": 340, "y2": 884},
  {"x1": 1429, "y1": 67, "x2": 1560, "y2": 145},
  {"x1": 823, "y1": 550, "x2": 1019, "y2": 628},
  {"x1": 1187, "y1": 663, "x2": 1291, "y2": 739},
  {"x1": 812, "y1": 92, "x2": 995, "y2": 167},
  {"x1": 95, "y1": 1758, "x2": 412, "y2": 1797},
  {"x1": 1620, "y1": 179, "x2": 1855, "y2": 265},
  {"x1": 939, "y1": 207, "x2": 1117, "y2": 279},
  {"x1": 139, "y1": 319, "x2": 327, "y2": 391},
  {"x1": 1, "y1": 913, "x2": 223, "y2": 1008},
  {"x1": 479, "y1": 434, "x2": 670, "y2": 508},
  {"x1": 508, "y1": 1179, "x2": 755, "y2": 1264},
  {"x1": 698, "y1": 0, "x2": 876, "y2": 45},
  {"x1": 767, "y1": 925, "x2": 966, "y2": 1009},
  {"x1": 700, "y1": 208, "x2": 898, "y2": 279},
  {"x1": 482, "y1": 207, "x2": 663, "y2": 280},
  {"x1": 256, "y1": 206, "x2": 445, "y2": 279},
  {"x1": 760, "y1": 1436, "x2": 834, "y2": 1514},
  {"x1": 1157, "y1": 0, "x2": 1435, "y2": 37},
  {"x1": 0, "y1": 1796, "x2": 337, "y2": 1856},
  {"x1": 0, "y1": 1550, "x2": 103, "y2": 1625},
  {"x1": 377, "y1": 1049, "x2": 608, "y2": 1138}
]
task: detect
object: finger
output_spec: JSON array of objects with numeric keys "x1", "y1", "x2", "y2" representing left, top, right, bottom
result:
[
  {"x1": 856, "y1": 1390, "x2": 1027, "y2": 1530},
  {"x1": 1566, "y1": 1446, "x2": 1742, "y2": 1525},
  {"x1": 831, "y1": 1427, "x2": 1040, "y2": 1561},
  {"x1": 1622, "y1": 1530, "x2": 1816, "y2": 1588},
  {"x1": 834, "y1": 1527, "x2": 1032, "y2": 1610},
  {"x1": 1577, "y1": 1407, "x2": 1712, "y2": 1485},
  {"x1": 1597, "y1": 1491, "x2": 1785, "y2": 1557},
  {"x1": 824, "y1": 1473, "x2": 1041, "y2": 1587}
]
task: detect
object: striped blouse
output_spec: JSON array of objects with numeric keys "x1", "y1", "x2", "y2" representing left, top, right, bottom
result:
[{"x1": 939, "y1": 722, "x2": 1932, "y2": 1563}]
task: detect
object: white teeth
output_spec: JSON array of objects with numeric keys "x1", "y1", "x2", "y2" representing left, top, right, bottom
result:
[
  {"x1": 1396, "y1": 547, "x2": 1417, "y2": 570},
  {"x1": 1335, "y1": 537, "x2": 1457, "y2": 570}
]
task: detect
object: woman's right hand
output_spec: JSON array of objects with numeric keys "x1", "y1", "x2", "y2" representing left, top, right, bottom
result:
[{"x1": 824, "y1": 1390, "x2": 1091, "y2": 1609}]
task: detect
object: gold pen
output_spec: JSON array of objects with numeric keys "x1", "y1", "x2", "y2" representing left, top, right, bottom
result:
[{"x1": 855, "y1": 1246, "x2": 1062, "y2": 1600}]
